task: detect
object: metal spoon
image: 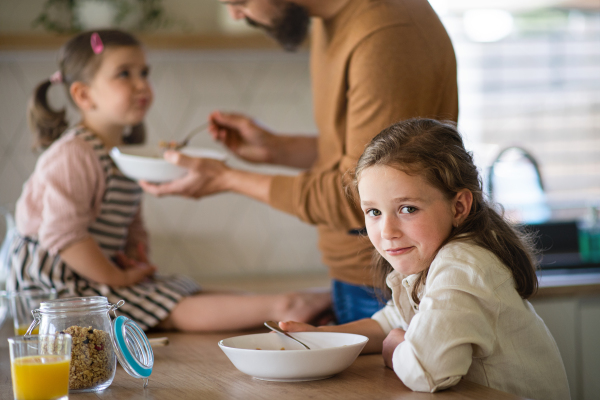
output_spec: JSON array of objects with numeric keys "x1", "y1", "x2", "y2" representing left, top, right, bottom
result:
[
  {"x1": 264, "y1": 321, "x2": 311, "y2": 350},
  {"x1": 159, "y1": 122, "x2": 210, "y2": 152},
  {"x1": 174, "y1": 121, "x2": 210, "y2": 150}
]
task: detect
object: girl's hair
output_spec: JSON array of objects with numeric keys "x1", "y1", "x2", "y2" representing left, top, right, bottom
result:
[
  {"x1": 28, "y1": 29, "x2": 146, "y2": 149},
  {"x1": 352, "y1": 118, "x2": 539, "y2": 304}
]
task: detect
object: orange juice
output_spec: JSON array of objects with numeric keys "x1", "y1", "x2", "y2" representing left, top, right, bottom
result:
[
  {"x1": 11, "y1": 355, "x2": 70, "y2": 400},
  {"x1": 15, "y1": 326, "x2": 39, "y2": 335}
]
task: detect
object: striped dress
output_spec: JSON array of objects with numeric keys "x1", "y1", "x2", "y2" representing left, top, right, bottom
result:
[{"x1": 8, "y1": 127, "x2": 199, "y2": 330}]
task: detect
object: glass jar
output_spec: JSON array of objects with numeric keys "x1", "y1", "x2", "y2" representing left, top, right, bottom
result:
[
  {"x1": 28, "y1": 296, "x2": 117, "y2": 392},
  {"x1": 27, "y1": 296, "x2": 153, "y2": 392}
]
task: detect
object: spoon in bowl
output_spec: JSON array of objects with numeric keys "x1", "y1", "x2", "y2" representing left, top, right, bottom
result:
[
  {"x1": 158, "y1": 121, "x2": 210, "y2": 152},
  {"x1": 264, "y1": 321, "x2": 311, "y2": 350}
]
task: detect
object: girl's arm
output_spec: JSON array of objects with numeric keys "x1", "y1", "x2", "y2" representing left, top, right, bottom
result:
[
  {"x1": 125, "y1": 207, "x2": 149, "y2": 260},
  {"x1": 279, "y1": 318, "x2": 387, "y2": 354},
  {"x1": 60, "y1": 237, "x2": 155, "y2": 286},
  {"x1": 389, "y1": 251, "x2": 498, "y2": 393}
]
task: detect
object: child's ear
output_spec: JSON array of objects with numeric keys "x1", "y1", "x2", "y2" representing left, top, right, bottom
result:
[
  {"x1": 453, "y1": 189, "x2": 473, "y2": 227},
  {"x1": 69, "y1": 81, "x2": 95, "y2": 111}
]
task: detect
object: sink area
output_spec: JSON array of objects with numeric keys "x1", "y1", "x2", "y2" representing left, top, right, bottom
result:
[{"x1": 525, "y1": 221, "x2": 600, "y2": 275}]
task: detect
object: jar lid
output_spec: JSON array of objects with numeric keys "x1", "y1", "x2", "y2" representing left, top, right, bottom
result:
[{"x1": 110, "y1": 315, "x2": 154, "y2": 385}]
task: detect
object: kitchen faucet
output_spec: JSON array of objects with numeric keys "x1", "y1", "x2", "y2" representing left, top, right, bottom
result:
[{"x1": 487, "y1": 146, "x2": 551, "y2": 224}]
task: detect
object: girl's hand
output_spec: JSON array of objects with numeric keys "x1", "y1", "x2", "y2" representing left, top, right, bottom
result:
[
  {"x1": 124, "y1": 242, "x2": 149, "y2": 263},
  {"x1": 278, "y1": 321, "x2": 319, "y2": 332},
  {"x1": 137, "y1": 242, "x2": 150, "y2": 263},
  {"x1": 122, "y1": 260, "x2": 156, "y2": 286},
  {"x1": 115, "y1": 252, "x2": 156, "y2": 286},
  {"x1": 382, "y1": 328, "x2": 406, "y2": 369},
  {"x1": 209, "y1": 111, "x2": 276, "y2": 164}
]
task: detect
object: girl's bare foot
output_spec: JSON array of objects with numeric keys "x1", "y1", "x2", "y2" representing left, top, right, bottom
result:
[{"x1": 275, "y1": 289, "x2": 332, "y2": 324}]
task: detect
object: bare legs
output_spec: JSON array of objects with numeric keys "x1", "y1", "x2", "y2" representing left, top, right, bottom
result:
[{"x1": 158, "y1": 290, "x2": 331, "y2": 332}]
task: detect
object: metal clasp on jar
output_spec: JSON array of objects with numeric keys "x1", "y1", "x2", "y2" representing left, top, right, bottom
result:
[
  {"x1": 25, "y1": 309, "x2": 41, "y2": 336},
  {"x1": 107, "y1": 300, "x2": 125, "y2": 319}
]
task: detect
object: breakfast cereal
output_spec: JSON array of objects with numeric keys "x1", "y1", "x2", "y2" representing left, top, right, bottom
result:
[{"x1": 62, "y1": 325, "x2": 113, "y2": 390}]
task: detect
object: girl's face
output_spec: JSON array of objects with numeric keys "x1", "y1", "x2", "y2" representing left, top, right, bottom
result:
[
  {"x1": 358, "y1": 165, "x2": 468, "y2": 276},
  {"x1": 87, "y1": 46, "x2": 153, "y2": 127}
]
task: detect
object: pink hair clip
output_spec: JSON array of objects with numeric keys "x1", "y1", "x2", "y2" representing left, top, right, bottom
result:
[
  {"x1": 91, "y1": 32, "x2": 104, "y2": 54},
  {"x1": 49, "y1": 70, "x2": 63, "y2": 84}
]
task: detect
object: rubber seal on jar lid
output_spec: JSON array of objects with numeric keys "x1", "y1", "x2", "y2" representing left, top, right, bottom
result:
[{"x1": 112, "y1": 315, "x2": 153, "y2": 379}]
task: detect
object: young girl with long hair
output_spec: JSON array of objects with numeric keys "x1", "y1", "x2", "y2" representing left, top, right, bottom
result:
[
  {"x1": 8, "y1": 29, "x2": 330, "y2": 332},
  {"x1": 281, "y1": 119, "x2": 570, "y2": 399}
]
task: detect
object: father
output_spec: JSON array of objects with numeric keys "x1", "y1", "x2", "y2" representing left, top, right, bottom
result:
[{"x1": 141, "y1": 0, "x2": 458, "y2": 324}]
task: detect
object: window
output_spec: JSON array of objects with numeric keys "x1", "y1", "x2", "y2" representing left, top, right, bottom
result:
[{"x1": 435, "y1": 2, "x2": 600, "y2": 222}]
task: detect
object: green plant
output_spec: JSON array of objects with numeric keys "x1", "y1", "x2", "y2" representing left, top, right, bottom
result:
[{"x1": 33, "y1": 0, "x2": 169, "y2": 33}]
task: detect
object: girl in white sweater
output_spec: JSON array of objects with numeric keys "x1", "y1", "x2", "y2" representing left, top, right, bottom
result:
[{"x1": 281, "y1": 118, "x2": 570, "y2": 400}]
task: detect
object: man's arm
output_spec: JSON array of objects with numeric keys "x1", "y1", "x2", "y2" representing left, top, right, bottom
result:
[
  {"x1": 143, "y1": 26, "x2": 457, "y2": 231},
  {"x1": 268, "y1": 135, "x2": 318, "y2": 169},
  {"x1": 208, "y1": 111, "x2": 318, "y2": 169}
]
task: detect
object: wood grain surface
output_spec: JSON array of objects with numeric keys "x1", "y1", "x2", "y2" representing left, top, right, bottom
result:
[{"x1": 0, "y1": 320, "x2": 530, "y2": 400}]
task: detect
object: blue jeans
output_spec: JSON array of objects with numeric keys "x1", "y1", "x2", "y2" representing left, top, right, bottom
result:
[{"x1": 331, "y1": 279, "x2": 386, "y2": 324}]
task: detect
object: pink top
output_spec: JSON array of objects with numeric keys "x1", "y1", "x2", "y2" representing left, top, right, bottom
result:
[{"x1": 16, "y1": 131, "x2": 147, "y2": 255}]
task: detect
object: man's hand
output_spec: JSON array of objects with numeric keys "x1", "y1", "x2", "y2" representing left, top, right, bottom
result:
[
  {"x1": 139, "y1": 151, "x2": 229, "y2": 198},
  {"x1": 209, "y1": 111, "x2": 276, "y2": 164},
  {"x1": 382, "y1": 328, "x2": 406, "y2": 369}
]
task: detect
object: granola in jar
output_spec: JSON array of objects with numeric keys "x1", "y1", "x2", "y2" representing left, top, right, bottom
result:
[{"x1": 63, "y1": 325, "x2": 114, "y2": 390}]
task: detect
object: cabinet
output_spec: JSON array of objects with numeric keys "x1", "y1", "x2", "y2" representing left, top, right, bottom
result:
[{"x1": 531, "y1": 294, "x2": 600, "y2": 400}]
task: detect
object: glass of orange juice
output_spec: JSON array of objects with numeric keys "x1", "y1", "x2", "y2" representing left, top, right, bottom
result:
[
  {"x1": 9, "y1": 289, "x2": 57, "y2": 335},
  {"x1": 8, "y1": 334, "x2": 72, "y2": 400}
]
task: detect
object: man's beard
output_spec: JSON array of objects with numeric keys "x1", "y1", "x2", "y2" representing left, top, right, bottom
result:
[{"x1": 245, "y1": 2, "x2": 310, "y2": 52}]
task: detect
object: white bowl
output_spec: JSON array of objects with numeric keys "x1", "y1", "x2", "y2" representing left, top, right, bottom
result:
[
  {"x1": 218, "y1": 332, "x2": 368, "y2": 382},
  {"x1": 110, "y1": 145, "x2": 227, "y2": 183}
]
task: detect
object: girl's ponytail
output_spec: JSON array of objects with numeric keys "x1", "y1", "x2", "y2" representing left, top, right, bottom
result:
[{"x1": 27, "y1": 79, "x2": 68, "y2": 149}]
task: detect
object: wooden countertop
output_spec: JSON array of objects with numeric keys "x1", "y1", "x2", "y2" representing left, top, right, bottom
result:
[
  {"x1": 0, "y1": 322, "x2": 526, "y2": 400},
  {"x1": 535, "y1": 269, "x2": 600, "y2": 298},
  {"x1": 199, "y1": 270, "x2": 600, "y2": 300}
]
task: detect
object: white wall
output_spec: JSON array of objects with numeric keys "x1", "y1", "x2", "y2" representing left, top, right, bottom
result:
[{"x1": 0, "y1": 49, "x2": 327, "y2": 281}]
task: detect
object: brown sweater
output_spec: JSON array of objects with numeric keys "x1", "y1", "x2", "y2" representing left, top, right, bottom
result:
[{"x1": 269, "y1": 0, "x2": 458, "y2": 286}]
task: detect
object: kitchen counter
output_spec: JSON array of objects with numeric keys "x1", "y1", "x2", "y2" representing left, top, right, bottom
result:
[
  {"x1": 0, "y1": 321, "x2": 527, "y2": 400},
  {"x1": 536, "y1": 267, "x2": 600, "y2": 297},
  {"x1": 198, "y1": 269, "x2": 600, "y2": 299}
]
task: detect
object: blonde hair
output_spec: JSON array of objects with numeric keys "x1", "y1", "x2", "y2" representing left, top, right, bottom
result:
[
  {"x1": 28, "y1": 29, "x2": 146, "y2": 149},
  {"x1": 351, "y1": 118, "x2": 538, "y2": 304}
]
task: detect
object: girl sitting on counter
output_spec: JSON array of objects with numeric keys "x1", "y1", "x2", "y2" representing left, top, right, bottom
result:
[
  {"x1": 7, "y1": 29, "x2": 330, "y2": 332},
  {"x1": 281, "y1": 118, "x2": 570, "y2": 400}
]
